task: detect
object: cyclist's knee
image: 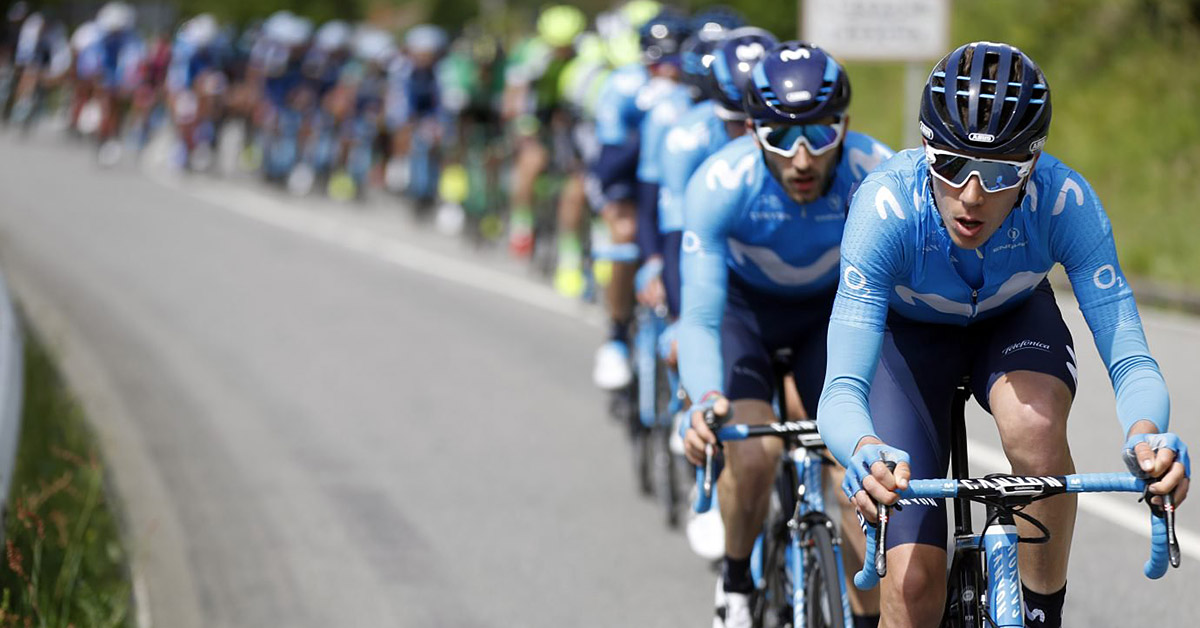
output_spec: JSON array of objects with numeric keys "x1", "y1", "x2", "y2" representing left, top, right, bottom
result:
[
  {"x1": 604, "y1": 204, "x2": 637, "y2": 243},
  {"x1": 881, "y1": 544, "x2": 947, "y2": 626},
  {"x1": 991, "y1": 372, "x2": 1073, "y2": 473}
]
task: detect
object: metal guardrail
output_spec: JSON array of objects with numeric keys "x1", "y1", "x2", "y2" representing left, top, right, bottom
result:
[{"x1": 0, "y1": 270, "x2": 23, "y2": 545}]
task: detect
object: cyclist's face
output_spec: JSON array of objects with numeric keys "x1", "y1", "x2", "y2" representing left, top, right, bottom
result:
[
  {"x1": 932, "y1": 151, "x2": 1039, "y2": 250},
  {"x1": 724, "y1": 119, "x2": 747, "y2": 140},
  {"x1": 750, "y1": 116, "x2": 844, "y2": 205}
]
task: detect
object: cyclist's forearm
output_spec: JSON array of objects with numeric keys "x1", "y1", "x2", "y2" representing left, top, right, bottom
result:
[
  {"x1": 1092, "y1": 323, "x2": 1170, "y2": 435},
  {"x1": 678, "y1": 276, "x2": 726, "y2": 399},
  {"x1": 818, "y1": 320, "x2": 885, "y2": 467}
]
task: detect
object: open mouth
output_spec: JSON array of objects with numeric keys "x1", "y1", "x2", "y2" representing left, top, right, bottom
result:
[
  {"x1": 954, "y1": 217, "x2": 984, "y2": 238},
  {"x1": 790, "y1": 175, "x2": 817, "y2": 194}
]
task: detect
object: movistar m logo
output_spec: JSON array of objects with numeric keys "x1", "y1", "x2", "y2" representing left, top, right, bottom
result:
[
  {"x1": 780, "y1": 48, "x2": 811, "y2": 62},
  {"x1": 705, "y1": 154, "x2": 757, "y2": 190},
  {"x1": 736, "y1": 43, "x2": 765, "y2": 61}
]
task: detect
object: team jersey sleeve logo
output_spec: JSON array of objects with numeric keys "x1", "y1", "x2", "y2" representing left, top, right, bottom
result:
[
  {"x1": 705, "y1": 154, "x2": 757, "y2": 191},
  {"x1": 874, "y1": 186, "x2": 906, "y2": 220},
  {"x1": 848, "y1": 142, "x2": 895, "y2": 180}
]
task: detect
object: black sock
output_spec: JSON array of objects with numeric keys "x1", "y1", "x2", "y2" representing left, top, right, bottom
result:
[
  {"x1": 852, "y1": 613, "x2": 880, "y2": 628},
  {"x1": 722, "y1": 555, "x2": 754, "y2": 593},
  {"x1": 1021, "y1": 582, "x2": 1066, "y2": 628},
  {"x1": 609, "y1": 319, "x2": 630, "y2": 343}
]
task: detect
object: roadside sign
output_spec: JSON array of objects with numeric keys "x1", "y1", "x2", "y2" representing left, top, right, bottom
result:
[{"x1": 802, "y1": 0, "x2": 950, "y2": 61}]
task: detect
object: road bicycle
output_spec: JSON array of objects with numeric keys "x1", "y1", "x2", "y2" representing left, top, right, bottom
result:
[
  {"x1": 853, "y1": 383, "x2": 1181, "y2": 627},
  {"x1": 694, "y1": 349, "x2": 854, "y2": 628}
]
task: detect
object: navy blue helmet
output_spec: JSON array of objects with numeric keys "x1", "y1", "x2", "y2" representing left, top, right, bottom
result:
[
  {"x1": 689, "y1": 5, "x2": 745, "y2": 32},
  {"x1": 680, "y1": 22, "x2": 731, "y2": 97},
  {"x1": 743, "y1": 41, "x2": 850, "y2": 124},
  {"x1": 920, "y1": 41, "x2": 1051, "y2": 156},
  {"x1": 707, "y1": 27, "x2": 777, "y2": 117},
  {"x1": 639, "y1": 9, "x2": 692, "y2": 65}
]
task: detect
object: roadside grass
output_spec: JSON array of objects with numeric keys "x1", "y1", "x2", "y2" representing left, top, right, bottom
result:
[
  {"x1": 844, "y1": 0, "x2": 1200, "y2": 291},
  {"x1": 0, "y1": 328, "x2": 131, "y2": 627}
]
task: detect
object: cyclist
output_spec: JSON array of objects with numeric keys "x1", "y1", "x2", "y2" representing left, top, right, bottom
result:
[
  {"x1": 501, "y1": 4, "x2": 586, "y2": 259},
  {"x1": 593, "y1": 2, "x2": 699, "y2": 392},
  {"x1": 552, "y1": 30, "x2": 609, "y2": 295},
  {"x1": 389, "y1": 23, "x2": 448, "y2": 212},
  {"x1": 679, "y1": 41, "x2": 893, "y2": 628},
  {"x1": 816, "y1": 42, "x2": 1190, "y2": 628},
  {"x1": 652, "y1": 26, "x2": 775, "y2": 346},
  {"x1": 87, "y1": 1, "x2": 144, "y2": 166},
  {"x1": 632, "y1": 9, "x2": 733, "y2": 321},
  {"x1": 166, "y1": 14, "x2": 228, "y2": 171},
  {"x1": 255, "y1": 11, "x2": 312, "y2": 183}
]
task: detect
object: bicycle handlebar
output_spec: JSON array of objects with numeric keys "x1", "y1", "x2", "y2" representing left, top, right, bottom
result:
[
  {"x1": 852, "y1": 472, "x2": 1181, "y2": 589},
  {"x1": 691, "y1": 411, "x2": 824, "y2": 513}
]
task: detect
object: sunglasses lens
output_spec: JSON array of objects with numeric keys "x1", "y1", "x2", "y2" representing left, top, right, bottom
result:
[
  {"x1": 928, "y1": 151, "x2": 1026, "y2": 192},
  {"x1": 760, "y1": 122, "x2": 842, "y2": 155}
]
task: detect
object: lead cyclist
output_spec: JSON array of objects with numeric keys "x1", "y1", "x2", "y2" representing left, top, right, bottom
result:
[{"x1": 816, "y1": 42, "x2": 1190, "y2": 628}]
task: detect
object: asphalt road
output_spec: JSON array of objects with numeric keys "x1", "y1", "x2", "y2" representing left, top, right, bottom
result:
[{"x1": 0, "y1": 132, "x2": 1196, "y2": 627}]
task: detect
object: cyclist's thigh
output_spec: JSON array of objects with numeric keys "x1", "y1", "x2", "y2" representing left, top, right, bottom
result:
[
  {"x1": 775, "y1": 292, "x2": 836, "y2": 419},
  {"x1": 970, "y1": 279, "x2": 1077, "y2": 412},
  {"x1": 869, "y1": 316, "x2": 971, "y2": 550},
  {"x1": 720, "y1": 280, "x2": 775, "y2": 405}
]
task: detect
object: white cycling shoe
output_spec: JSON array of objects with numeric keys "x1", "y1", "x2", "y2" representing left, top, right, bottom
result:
[
  {"x1": 713, "y1": 578, "x2": 753, "y2": 628},
  {"x1": 592, "y1": 340, "x2": 633, "y2": 390}
]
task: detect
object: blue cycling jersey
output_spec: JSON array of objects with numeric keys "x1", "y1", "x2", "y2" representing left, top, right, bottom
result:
[
  {"x1": 817, "y1": 148, "x2": 1170, "y2": 466},
  {"x1": 86, "y1": 30, "x2": 143, "y2": 90},
  {"x1": 677, "y1": 131, "x2": 894, "y2": 400},
  {"x1": 594, "y1": 64, "x2": 649, "y2": 146},
  {"x1": 659, "y1": 101, "x2": 733, "y2": 233},
  {"x1": 636, "y1": 78, "x2": 695, "y2": 184},
  {"x1": 167, "y1": 39, "x2": 223, "y2": 92}
]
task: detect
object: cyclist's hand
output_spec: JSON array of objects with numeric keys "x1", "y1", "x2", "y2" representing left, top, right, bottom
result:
[
  {"x1": 635, "y1": 257, "x2": 665, "y2": 309},
  {"x1": 843, "y1": 440, "x2": 911, "y2": 524},
  {"x1": 684, "y1": 395, "x2": 729, "y2": 466},
  {"x1": 638, "y1": 276, "x2": 665, "y2": 309},
  {"x1": 1123, "y1": 430, "x2": 1191, "y2": 507}
]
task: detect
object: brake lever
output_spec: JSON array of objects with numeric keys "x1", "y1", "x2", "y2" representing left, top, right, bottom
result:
[
  {"x1": 874, "y1": 460, "x2": 897, "y2": 578},
  {"x1": 1164, "y1": 493, "x2": 1181, "y2": 569}
]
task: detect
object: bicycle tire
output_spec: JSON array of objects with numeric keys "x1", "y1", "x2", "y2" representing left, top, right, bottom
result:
[
  {"x1": 803, "y1": 523, "x2": 846, "y2": 628},
  {"x1": 756, "y1": 465, "x2": 799, "y2": 628}
]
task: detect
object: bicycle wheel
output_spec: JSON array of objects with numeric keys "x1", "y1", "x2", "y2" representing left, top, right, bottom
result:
[
  {"x1": 756, "y1": 466, "x2": 798, "y2": 628},
  {"x1": 802, "y1": 523, "x2": 846, "y2": 628}
]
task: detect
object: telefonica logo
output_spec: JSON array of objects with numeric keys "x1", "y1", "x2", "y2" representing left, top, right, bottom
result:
[
  {"x1": 1002, "y1": 340, "x2": 1050, "y2": 355},
  {"x1": 968, "y1": 132, "x2": 996, "y2": 143}
]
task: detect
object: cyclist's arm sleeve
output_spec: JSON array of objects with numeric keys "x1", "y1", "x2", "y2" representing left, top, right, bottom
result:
[
  {"x1": 636, "y1": 181, "x2": 662, "y2": 260},
  {"x1": 635, "y1": 111, "x2": 670, "y2": 260},
  {"x1": 659, "y1": 128, "x2": 708, "y2": 310},
  {"x1": 677, "y1": 160, "x2": 740, "y2": 401},
  {"x1": 817, "y1": 177, "x2": 909, "y2": 467},
  {"x1": 1050, "y1": 176, "x2": 1170, "y2": 435}
]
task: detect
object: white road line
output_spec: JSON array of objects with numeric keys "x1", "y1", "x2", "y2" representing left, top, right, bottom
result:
[{"x1": 148, "y1": 169, "x2": 1200, "y2": 561}]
